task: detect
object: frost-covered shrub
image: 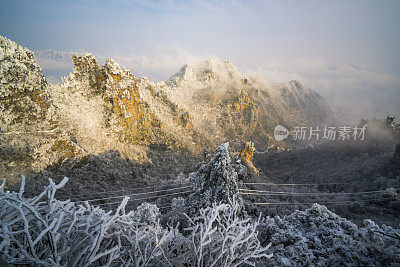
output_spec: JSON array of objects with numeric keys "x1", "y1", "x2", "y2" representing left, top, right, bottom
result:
[
  {"x1": 258, "y1": 203, "x2": 400, "y2": 266},
  {"x1": 171, "y1": 197, "x2": 186, "y2": 210},
  {"x1": 184, "y1": 200, "x2": 272, "y2": 266},
  {"x1": 130, "y1": 202, "x2": 159, "y2": 225},
  {"x1": 0, "y1": 176, "x2": 181, "y2": 266},
  {"x1": 233, "y1": 154, "x2": 248, "y2": 180},
  {"x1": 0, "y1": 176, "x2": 272, "y2": 266},
  {"x1": 160, "y1": 197, "x2": 190, "y2": 232},
  {"x1": 186, "y1": 142, "x2": 245, "y2": 216}
]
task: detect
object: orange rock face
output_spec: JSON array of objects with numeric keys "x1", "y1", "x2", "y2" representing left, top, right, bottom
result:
[
  {"x1": 240, "y1": 141, "x2": 259, "y2": 175},
  {"x1": 109, "y1": 74, "x2": 141, "y2": 131},
  {"x1": 70, "y1": 54, "x2": 164, "y2": 144},
  {"x1": 240, "y1": 141, "x2": 255, "y2": 163},
  {"x1": 233, "y1": 90, "x2": 251, "y2": 111}
]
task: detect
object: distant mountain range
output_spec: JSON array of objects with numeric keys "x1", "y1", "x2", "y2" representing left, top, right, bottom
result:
[{"x1": 0, "y1": 35, "x2": 334, "y2": 178}]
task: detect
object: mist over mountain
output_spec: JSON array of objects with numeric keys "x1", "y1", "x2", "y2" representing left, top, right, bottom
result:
[{"x1": 34, "y1": 49, "x2": 75, "y2": 83}]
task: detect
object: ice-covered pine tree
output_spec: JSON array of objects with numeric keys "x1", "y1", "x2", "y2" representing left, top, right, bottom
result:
[{"x1": 186, "y1": 142, "x2": 245, "y2": 216}]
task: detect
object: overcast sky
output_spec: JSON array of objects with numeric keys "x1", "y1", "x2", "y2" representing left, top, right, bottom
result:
[{"x1": 1, "y1": 0, "x2": 399, "y2": 122}]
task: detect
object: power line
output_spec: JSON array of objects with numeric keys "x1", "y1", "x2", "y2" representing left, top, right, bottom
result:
[
  {"x1": 68, "y1": 184, "x2": 394, "y2": 205},
  {"x1": 158, "y1": 205, "x2": 173, "y2": 210},
  {"x1": 74, "y1": 186, "x2": 192, "y2": 204},
  {"x1": 61, "y1": 180, "x2": 189, "y2": 199},
  {"x1": 94, "y1": 190, "x2": 192, "y2": 207},
  {"x1": 238, "y1": 181, "x2": 387, "y2": 186},
  {"x1": 238, "y1": 188, "x2": 394, "y2": 196},
  {"x1": 245, "y1": 199, "x2": 383, "y2": 206}
]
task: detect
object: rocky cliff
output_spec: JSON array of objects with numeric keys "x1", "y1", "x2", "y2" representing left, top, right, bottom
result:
[
  {"x1": 138, "y1": 59, "x2": 333, "y2": 151},
  {"x1": 0, "y1": 36, "x2": 70, "y2": 178}
]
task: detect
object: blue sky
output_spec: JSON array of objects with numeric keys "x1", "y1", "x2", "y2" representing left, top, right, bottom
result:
[{"x1": 1, "y1": 0, "x2": 399, "y2": 121}]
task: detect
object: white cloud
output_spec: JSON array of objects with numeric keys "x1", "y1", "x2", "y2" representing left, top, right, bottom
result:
[
  {"x1": 109, "y1": 43, "x2": 210, "y2": 81},
  {"x1": 246, "y1": 58, "x2": 400, "y2": 122},
  {"x1": 34, "y1": 43, "x2": 211, "y2": 82},
  {"x1": 35, "y1": 47, "x2": 400, "y2": 122},
  {"x1": 35, "y1": 50, "x2": 75, "y2": 70}
]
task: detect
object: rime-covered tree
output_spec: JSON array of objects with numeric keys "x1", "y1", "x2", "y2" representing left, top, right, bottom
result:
[{"x1": 186, "y1": 142, "x2": 245, "y2": 216}]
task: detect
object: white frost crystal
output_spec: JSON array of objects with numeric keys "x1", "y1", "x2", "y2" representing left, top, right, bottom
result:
[
  {"x1": 106, "y1": 58, "x2": 122, "y2": 75},
  {"x1": 130, "y1": 202, "x2": 159, "y2": 225},
  {"x1": 0, "y1": 36, "x2": 46, "y2": 96},
  {"x1": 259, "y1": 203, "x2": 400, "y2": 266},
  {"x1": 0, "y1": 35, "x2": 51, "y2": 120}
]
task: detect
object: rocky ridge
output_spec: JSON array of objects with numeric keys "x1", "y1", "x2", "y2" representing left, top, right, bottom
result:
[
  {"x1": 0, "y1": 36, "x2": 69, "y2": 178},
  {"x1": 0, "y1": 35, "x2": 334, "y2": 180}
]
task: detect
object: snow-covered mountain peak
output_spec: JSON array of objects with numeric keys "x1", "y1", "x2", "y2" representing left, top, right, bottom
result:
[
  {"x1": 105, "y1": 58, "x2": 122, "y2": 75},
  {"x1": 168, "y1": 58, "x2": 246, "y2": 88}
]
